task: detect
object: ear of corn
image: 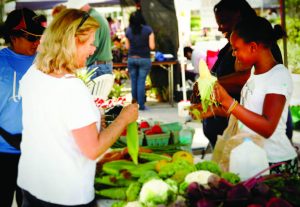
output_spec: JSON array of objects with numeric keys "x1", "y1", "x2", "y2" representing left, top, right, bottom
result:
[
  {"x1": 126, "y1": 122, "x2": 139, "y2": 165},
  {"x1": 196, "y1": 59, "x2": 217, "y2": 112}
]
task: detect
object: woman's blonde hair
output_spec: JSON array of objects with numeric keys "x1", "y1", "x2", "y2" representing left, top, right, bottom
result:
[{"x1": 35, "y1": 9, "x2": 99, "y2": 74}]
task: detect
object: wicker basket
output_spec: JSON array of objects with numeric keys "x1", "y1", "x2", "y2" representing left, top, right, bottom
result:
[{"x1": 145, "y1": 132, "x2": 170, "y2": 146}]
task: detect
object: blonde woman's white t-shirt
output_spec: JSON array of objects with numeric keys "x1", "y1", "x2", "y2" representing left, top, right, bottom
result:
[
  {"x1": 239, "y1": 64, "x2": 297, "y2": 163},
  {"x1": 18, "y1": 65, "x2": 100, "y2": 205}
]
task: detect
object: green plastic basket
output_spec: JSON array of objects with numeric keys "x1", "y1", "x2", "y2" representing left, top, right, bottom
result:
[
  {"x1": 120, "y1": 132, "x2": 144, "y2": 146},
  {"x1": 160, "y1": 122, "x2": 182, "y2": 132},
  {"x1": 171, "y1": 130, "x2": 180, "y2": 144},
  {"x1": 145, "y1": 132, "x2": 170, "y2": 146}
]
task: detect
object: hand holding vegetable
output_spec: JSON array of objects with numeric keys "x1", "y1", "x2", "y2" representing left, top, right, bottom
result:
[
  {"x1": 118, "y1": 103, "x2": 139, "y2": 125},
  {"x1": 188, "y1": 103, "x2": 226, "y2": 120},
  {"x1": 188, "y1": 104, "x2": 202, "y2": 120},
  {"x1": 190, "y1": 82, "x2": 201, "y2": 104},
  {"x1": 213, "y1": 82, "x2": 235, "y2": 112}
]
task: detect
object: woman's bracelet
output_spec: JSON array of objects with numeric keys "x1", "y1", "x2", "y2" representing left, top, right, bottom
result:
[{"x1": 227, "y1": 99, "x2": 238, "y2": 114}]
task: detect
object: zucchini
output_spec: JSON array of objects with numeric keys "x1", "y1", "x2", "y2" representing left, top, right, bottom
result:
[{"x1": 138, "y1": 152, "x2": 172, "y2": 162}]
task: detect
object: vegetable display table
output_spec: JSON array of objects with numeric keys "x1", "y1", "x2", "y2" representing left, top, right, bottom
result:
[{"x1": 113, "y1": 61, "x2": 178, "y2": 106}]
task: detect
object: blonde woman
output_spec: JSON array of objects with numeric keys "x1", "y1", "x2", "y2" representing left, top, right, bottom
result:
[{"x1": 18, "y1": 9, "x2": 138, "y2": 207}]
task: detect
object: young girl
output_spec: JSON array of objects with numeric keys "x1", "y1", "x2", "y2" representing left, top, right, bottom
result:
[{"x1": 214, "y1": 16, "x2": 298, "y2": 175}]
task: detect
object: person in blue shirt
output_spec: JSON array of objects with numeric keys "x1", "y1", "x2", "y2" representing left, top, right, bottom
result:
[
  {"x1": 0, "y1": 8, "x2": 44, "y2": 207},
  {"x1": 125, "y1": 10, "x2": 155, "y2": 110}
]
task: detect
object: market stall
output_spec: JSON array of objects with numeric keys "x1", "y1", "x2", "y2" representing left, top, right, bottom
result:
[
  {"x1": 113, "y1": 61, "x2": 178, "y2": 106},
  {"x1": 91, "y1": 60, "x2": 300, "y2": 207}
]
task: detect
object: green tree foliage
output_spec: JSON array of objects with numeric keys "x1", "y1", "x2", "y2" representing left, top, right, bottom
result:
[
  {"x1": 286, "y1": 0, "x2": 300, "y2": 43},
  {"x1": 286, "y1": 0, "x2": 300, "y2": 72},
  {"x1": 286, "y1": 0, "x2": 300, "y2": 18}
]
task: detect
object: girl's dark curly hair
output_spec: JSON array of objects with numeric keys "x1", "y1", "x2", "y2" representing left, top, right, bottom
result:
[{"x1": 234, "y1": 16, "x2": 286, "y2": 48}]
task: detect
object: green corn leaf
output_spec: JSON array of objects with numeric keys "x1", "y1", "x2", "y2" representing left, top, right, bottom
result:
[
  {"x1": 197, "y1": 59, "x2": 217, "y2": 112},
  {"x1": 126, "y1": 122, "x2": 139, "y2": 164}
]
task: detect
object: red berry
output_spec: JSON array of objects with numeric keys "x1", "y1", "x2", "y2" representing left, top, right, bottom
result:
[
  {"x1": 140, "y1": 121, "x2": 150, "y2": 128},
  {"x1": 151, "y1": 124, "x2": 162, "y2": 134}
]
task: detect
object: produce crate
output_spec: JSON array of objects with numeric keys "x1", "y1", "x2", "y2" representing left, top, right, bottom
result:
[
  {"x1": 145, "y1": 132, "x2": 170, "y2": 146},
  {"x1": 160, "y1": 122, "x2": 182, "y2": 144},
  {"x1": 171, "y1": 130, "x2": 180, "y2": 144},
  {"x1": 119, "y1": 132, "x2": 144, "y2": 146},
  {"x1": 160, "y1": 122, "x2": 182, "y2": 132},
  {"x1": 140, "y1": 127, "x2": 150, "y2": 133}
]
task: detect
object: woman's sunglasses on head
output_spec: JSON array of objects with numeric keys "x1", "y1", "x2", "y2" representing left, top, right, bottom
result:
[{"x1": 77, "y1": 12, "x2": 90, "y2": 30}]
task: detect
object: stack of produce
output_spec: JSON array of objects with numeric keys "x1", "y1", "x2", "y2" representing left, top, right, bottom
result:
[
  {"x1": 95, "y1": 149, "x2": 242, "y2": 207},
  {"x1": 96, "y1": 147, "x2": 300, "y2": 206},
  {"x1": 184, "y1": 172, "x2": 300, "y2": 207}
]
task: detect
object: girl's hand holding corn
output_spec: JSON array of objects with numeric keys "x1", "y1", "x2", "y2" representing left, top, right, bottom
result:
[{"x1": 213, "y1": 82, "x2": 235, "y2": 112}]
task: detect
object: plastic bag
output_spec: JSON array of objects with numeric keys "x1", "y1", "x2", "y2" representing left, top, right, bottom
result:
[
  {"x1": 212, "y1": 115, "x2": 239, "y2": 163},
  {"x1": 155, "y1": 51, "x2": 165, "y2": 61},
  {"x1": 211, "y1": 115, "x2": 265, "y2": 172}
]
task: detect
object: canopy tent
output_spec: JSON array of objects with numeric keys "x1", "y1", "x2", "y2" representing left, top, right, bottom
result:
[
  {"x1": 14, "y1": 0, "x2": 135, "y2": 9},
  {"x1": 88, "y1": 0, "x2": 135, "y2": 7},
  {"x1": 15, "y1": 0, "x2": 67, "y2": 10}
]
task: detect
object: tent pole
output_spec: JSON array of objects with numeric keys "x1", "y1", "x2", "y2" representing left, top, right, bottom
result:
[{"x1": 280, "y1": 0, "x2": 288, "y2": 67}]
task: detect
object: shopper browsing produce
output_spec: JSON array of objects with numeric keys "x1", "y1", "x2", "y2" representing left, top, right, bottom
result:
[
  {"x1": 17, "y1": 9, "x2": 138, "y2": 206},
  {"x1": 208, "y1": 16, "x2": 298, "y2": 175}
]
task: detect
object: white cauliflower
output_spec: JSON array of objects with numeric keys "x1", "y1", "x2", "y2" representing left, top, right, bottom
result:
[
  {"x1": 139, "y1": 179, "x2": 175, "y2": 206},
  {"x1": 184, "y1": 170, "x2": 213, "y2": 185}
]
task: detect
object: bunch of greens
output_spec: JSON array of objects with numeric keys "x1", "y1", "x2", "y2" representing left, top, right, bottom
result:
[{"x1": 75, "y1": 67, "x2": 96, "y2": 85}]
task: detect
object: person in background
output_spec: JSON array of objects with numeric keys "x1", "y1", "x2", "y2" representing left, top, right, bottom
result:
[
  {"x1": 31, "y1": 14, "x2": 47, "y2": 28},
  {"x1": 125, "y1": 11, "x2": 155, "y2": 110},
  {"x1": 212, "y1": 16, "x2": 298, "y2": 175},
  {"x1": 0, "y1": 8, "x2": 45, "y2": 207},
  {"x1": 198, "y1": 0, "x2": 257, "y2": 148},
  {"x1": 17, "y1": 9, "x2": 138, "y2": 207},
  {"x1": 107, "y1": 16, "x2": 118, "y2": 38},
  {"x1": 191, "y1": 0, "x2": 293, "y2": 148},
  {"x1": 112, "y1": 36, "x2": 126, "y2": 63},
  {"x1": 183, "y1": 46, "x2": 205, "y2": 81},
  {"x1": 66, "y1": 0, "x2": 113, "y2": 79}
]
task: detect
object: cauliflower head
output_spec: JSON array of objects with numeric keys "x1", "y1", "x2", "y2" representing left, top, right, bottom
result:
[
  {"x1": 139, "y1": 178, "x2": 175, "y2": 206},
  {"x1": 184, "y1": 170, "x2": 213, "y2": 186}
]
